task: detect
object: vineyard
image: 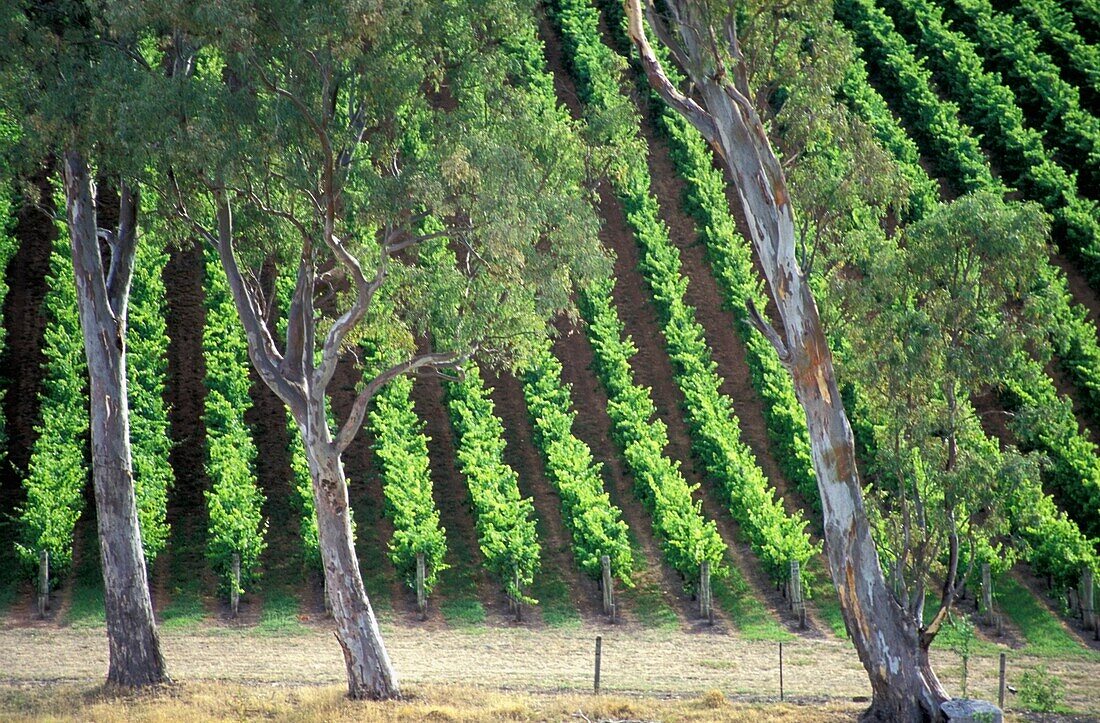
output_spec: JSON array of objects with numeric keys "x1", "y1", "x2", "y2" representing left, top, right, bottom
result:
[{"x1": 0, "y1": 0, "x2": 1099, "y2": 717}]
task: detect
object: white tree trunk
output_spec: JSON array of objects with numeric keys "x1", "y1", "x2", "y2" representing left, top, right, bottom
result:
[
  {"x1": 297, "y1": 400, "x2": 399, "y2": 699},
  {"x1": 63, "y1": 151, "x2": 168, "y2": 688},
  {"x1": 626, "y1": 4, "x2": 948, "y2": 719}
]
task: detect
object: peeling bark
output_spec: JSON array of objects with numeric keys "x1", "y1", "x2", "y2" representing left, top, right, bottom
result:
[
  {"x1": 62, "y1": 151, "x2": 169, "y2": 688},
  {"x1": 626, "y1": 2, "x2": 948, "y2": 719},
  {"x1": 298, "y1": 399, "x2": 399, "y2": 699}
]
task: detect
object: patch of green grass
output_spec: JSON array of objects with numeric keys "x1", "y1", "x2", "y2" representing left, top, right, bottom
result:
[
  {"x1": 434, "y1": 524, "x2": 486, "y2": 627},
  {"x1": 531, "y1": 572, "x2": 581, "y2": 628},
  {"x1": 64, "y1": 511, "x2": 105, "y2": 627},
  {"x1": 814, "y1": 594, "x2": 848, "y2": 639},
  {"x1": 158, "y1": 514, "x2": 208, "y2": 630},
  {"x1": 998, "y1": 576, "x2": 1098, "y2": 660},
  {"x1": 713, "y1": 558, "x2": 793, "y2": 642},
  {"x1": 617, "y1": 536, "x2": 678, "y2": 630},
  {"x1": 255, "y1": 588, "x2": 307, "y2": 636}
]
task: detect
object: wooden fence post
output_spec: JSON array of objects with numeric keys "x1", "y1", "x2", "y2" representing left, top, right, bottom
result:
[
  {"x1": 700, "y1": 561, "x2": 713, "y2": 624},
  {"x1": 997, "y1": 652, "x2": 1006, "y2": 709},
  {"x1": 779, "y1": 641, "x2": 784, "y2": 701},
  {"x1": 416, "y1": 553, "x2": 427, "y2": 620},
  {"x1": 514, "y1": 567, "x2": 522, "y2": 623},
  {"x1": 981, "y1": 563, "x2": 994, "y2": 626},
  {"x1": 790, "y1": 560, "x2": 805, "y2": 629},
  {"x1": 593, "y1": 635, "x2": 602, "y2": 694},
  {"x1": 601, "y1": 554, "x2": 614, "y2": 621},
  {"x1": 1081, "y1": 568, "x2": 1094, "y2": 631},
  {"x1": 37, "y1": 550, "x2": 48, "y2": 618},
  {"x1": 231, "y1": 552, "x2": 241, "y2": 617}
]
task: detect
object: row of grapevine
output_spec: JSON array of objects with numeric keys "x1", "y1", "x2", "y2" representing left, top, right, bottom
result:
[
  {"x1": 519, "y1": 341, "x2": 633, "y2": 583},
  {"x1": 549, "y1": 0, "x2": 817, "y2": 586},
  {"x1": 835, "y1": 37, "x2": 1100, "y2": 580},
  {"x1": 1010, "y1": 0, "x2": 1100, "y2": 100},
  {"x1": 579, "y1": 278, "x2": 727, "y2": 585},
  {"x1": 946, "y1": 0, "x2": 1100, "y2": 192},
  {"x1": 445, "y1": 366, "x2": 541, "y2": 603},
  {"x1": 202, "y1": 246, "x2": 266, "y2": 597},
  {"x1": 866, "y1": 0, "x2": 1100, "y2": 288},
  {"x1": 16, "y1": 231, "x2": 88, "y2": 579},
  {"x1": 368, "y1": 371, "x2": 447, "y2": 597},
  {"x1": 126, "y1": 220, "x2": 173, "y2": 562},
  {"x1": 837, "y1": 0, "x2": 1100, "y2": 543},
  {"x1": 0, "y1": 179, "x2": 15, "y2": 456}
]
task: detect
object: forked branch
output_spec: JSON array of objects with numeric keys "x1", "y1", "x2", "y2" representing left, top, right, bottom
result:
[
  {"x1": 626, "y1": 0, "x2": 718, "y2": 145},
  {"x1": 333, "y1": 350, "x2": 470, "y2": 453}
]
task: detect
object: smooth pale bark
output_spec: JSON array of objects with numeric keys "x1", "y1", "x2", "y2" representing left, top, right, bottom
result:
[
  {"x1": 62, "y1": 151, "x2": 169, "y2": 688},
  {"x1": 625, "y1": 3, "x2": 946, "y2": 719},
  {"x1": 299, "y1": 401, "x2": 398, "y2": 699}
]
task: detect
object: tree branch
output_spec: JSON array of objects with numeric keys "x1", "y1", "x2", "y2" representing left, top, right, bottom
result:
[
  {"x1": 333, "y1": 350, "x2": 469, "y2": 453},
  {"x1": 212, "y1": 189, "x2": 300, "y2": 406},
  {"x1": 745, "y1": 297, "x2": 790, "y2": 363},
  {"x1": 312, "y1": 231, "x2": 386, "y2": 391},
  {"x1": 105, "y1": 180, "x2": 140, "y2": 317},
  {"x1": 626, "y1": 0, "x2": 718, "y2": 145}
]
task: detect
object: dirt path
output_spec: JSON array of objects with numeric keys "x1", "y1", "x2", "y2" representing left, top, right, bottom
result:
[
  {"x1": 485, "y1": 368, "x2": 598, "y2": 623},
  {"x1": 0, "y1": 170, "x2": 55, "y2": 511},
  {"x1": 159, "y1": 239, "x2": 216, "y2": 618},
  {"x1": 2, "y1": 622, "x2": 1098, "y2": 714}
]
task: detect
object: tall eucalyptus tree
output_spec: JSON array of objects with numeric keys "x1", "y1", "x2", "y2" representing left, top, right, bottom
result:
[{"x1": 151, "y1": 0, "x2": 607, "y2": 699}]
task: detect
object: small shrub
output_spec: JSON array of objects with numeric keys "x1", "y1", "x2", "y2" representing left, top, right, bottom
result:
[
  {"x1": 701, "y1": 689, "x2": 726, "y2": 709},
  {"x1": 1017, "y1": 665, "x2": 1064, "y2": 712}
]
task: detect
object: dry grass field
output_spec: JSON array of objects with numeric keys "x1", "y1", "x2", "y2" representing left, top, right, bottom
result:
[{"x1": 1, "y1": 620, "x2": 1097, "y2": 721}]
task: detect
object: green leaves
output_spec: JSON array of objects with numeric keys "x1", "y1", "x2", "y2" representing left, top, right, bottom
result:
[
  {"x1": 369, "y1": 373, "x2": 448, "y2": 596},
  {"x1": 446, "y1": 365, "x2": 540, "y2": 604},
  {"x1": 203, "y1": 246, "x2": 266, "y2": 596},
  {"x1": 127, "y1": 218, "x2": 173, "y2": 563},
  {"x1": 17, "y1": 225, "x2": 87, "y2": 576},
  {"x1": 520, "y1": 340, "x2": 633, "y2": 584}
]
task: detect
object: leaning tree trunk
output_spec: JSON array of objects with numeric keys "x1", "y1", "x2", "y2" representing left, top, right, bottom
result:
[
  {"x1": 298, "y1": 399, "x2": 399, "y2": 699},
  {"x1": 626, "y1": 3, "x2": 947, "y2": 719},
  {"x1": 62, "y1": 151, "x2": 169, "y2": 687}
]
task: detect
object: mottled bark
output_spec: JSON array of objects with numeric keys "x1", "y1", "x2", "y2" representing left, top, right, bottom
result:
[
  {"x1": 625, "y1": 2, "x2": 947, "y2": 719},
  {"x1": 298, "y1": 401, "x2": 398, "y2": 699},
  {"x1": 62, "y1": 151, "x2": 168, "y2": 688}
]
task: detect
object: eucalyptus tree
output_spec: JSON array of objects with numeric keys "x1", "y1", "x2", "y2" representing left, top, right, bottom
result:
[
  {"x1": 0, "y1": 0, "x2": 170, "y2": 687},
  {"x1": 849, "y1": 192, "x2": 1049, "y2": 658},
  {"x1": 152, "y1": 0, "x2": 606, "y2": 699},
  {"x1": 622, "y1": 0, "x2": 973, "y2": 718}
]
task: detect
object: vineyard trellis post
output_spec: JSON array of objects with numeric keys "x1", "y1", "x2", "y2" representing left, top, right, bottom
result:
[
  {"x1": 416, "y1": 553, "x2": 427, "y2": 620},
  {"x1": 790, "y1": 560, "x2": 805, "y2": 629},
  {"x1": 1082, "y1": 568, "x2": 1094, "y2": 630},
  {"x1": 37, "y1": 550, "x2": 48, "y2": 617},
  {"x1": 700, "y1": 560, "x2": 713, "y2": 624},
  {"x1": 982, "y1": 563, "x2": 994, "y2": 626},
  {"x1": 231, "y1": 552, "x2": 241, "y2": 617},
  {"x1": 601, "y1": 554, "x2": 615, "y2": 621}
]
